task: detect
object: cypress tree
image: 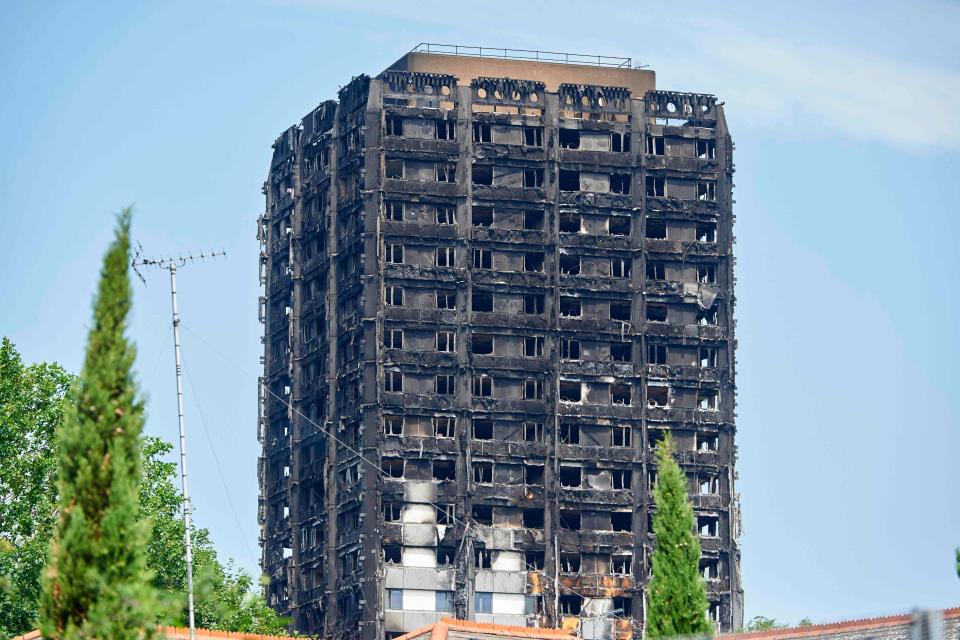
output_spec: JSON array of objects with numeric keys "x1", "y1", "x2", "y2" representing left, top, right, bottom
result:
[
  {"x1": 646, "y1": 432, "x2": 712, "y2": 638},
  {"x1": 40, "y1": 209, "x2": 159, "y2": 639}
]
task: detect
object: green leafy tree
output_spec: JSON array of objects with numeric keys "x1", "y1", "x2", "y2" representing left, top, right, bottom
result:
[
  {"x1": 647, "y1": 432, "x2": 712, "y2": 639},
  {"x1": 0, "y1": 339, "x2": 73, "y2": 638},
  {"x1": 745, "y1": 616, "x2": 783, "y2": 631},
  {"x1": 798, "y1": 618, "x2": 813, "y2": 627},
  {"x1": 39, "y1": 209, "x2": 161, "y2": 639}
]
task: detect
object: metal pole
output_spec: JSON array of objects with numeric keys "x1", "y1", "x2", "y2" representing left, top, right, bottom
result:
[{"x1": 169, "y1": 264, "x2": 196, "y2": 640}]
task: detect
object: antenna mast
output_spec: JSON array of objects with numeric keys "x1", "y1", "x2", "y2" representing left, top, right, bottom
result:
[{"x1": 132, "y1": 245, "x2": 226, "y2": 640}]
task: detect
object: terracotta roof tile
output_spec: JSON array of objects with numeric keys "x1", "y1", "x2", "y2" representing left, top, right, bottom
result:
[
  {"x1": 721, "y1": 607, "x2": 960, "y2": 640},
  {"x1": 392, "y1": 617, "x2": 573, "y2": 640}
]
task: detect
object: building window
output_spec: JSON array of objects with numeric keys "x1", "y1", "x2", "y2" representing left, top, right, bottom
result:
[
  {"x1": 435, "y1": 120, "x2": 456, "y2": 140},
  {"x1": 472, "y1": 375, "x2": 493, "y2": 397},
  {"x1": 697, "y1": 181, "x2": 716, "y2": 201},
  {"x1": 646, "y1": 136, "x2": 664, "y2": 155},
  {"x1": 648, "y1": 344, "x2": 667, "y2": 364},
  {"x1": 472, "y1": 205, "x2": 494, "y2": 227},
  {"x1": 524, "y1": 336, "x2": 544, "y2": 357},
  {"x1": 524, "y1": 294, "x2": 545, "y2": 314},
  {"x1": 383, "y1": 415, "x2": 403, "y2": 436},
  {"x1": 612, "y1": 425, "x2": 631, "y2": 447},
  {"x1": 386, "y1": 588, "x2": 403, "y2": 610},
  {"x1": 385, "y1": 369, "x2": 402, "y2": 392},
  {"x1": 524, "y1": 209, "x2": 544, "y2": 230},
  {"x1": 558, "y1": 169, "x2": 580, "y2": 192},
  {"x1": 698, "y1": 265, "x2": 717, "y2": 284},
  {"x1": 612, "y1": 131, "x2": 631, "y2": 152},
  {"x1": 523, "y1": 421, "x2": 543, "y2": 442},
  {"x1": 436, "y1": 163, "x2": 456, "y2": 182},
  {"x1": 559, "y1": 128, "x2": 580, "y2": 149},
  {"x1": 559, "y1": 254, "x2": 580, "y2": 275},
  {"x1": 524, "y1": 379, "x2": 544, "y2": 399},
  {"x1": 436, "y1": 290, "x2": 456, "y2": 309},
  {"x1": 610, "y1": 173, "x2": 631, "y2": 194},
  {"x1": 473, "y1": 419, "x2": 493, "y2": 440},
  {"x1": 436, "y1": 331, "x2": 456, "y2": 352},
  {"x1": 560, "y1": 296, "x2": 582, "y2": 318},
  {"x1": 474, "y1": 592, "x2": 493, "y2": 614},
  {"x1": 647, "y1": 304, "x2": 668, "y2": 322},
  {"x1": 471, "y1": 333, "x2": 493, "y2": 355},
  {"x1": 698, "y1": 307, "x2": 718, "y2": 325},
  {"x1": 559, "y1": 381, "x2": 582, "y2": 403},
  {"x1": 559, "y1": 211, "x2": 581, "y2": 233},
  {"x1": 472, "y1": 164, "x2": 493, "y2": 186},
  {"x1": 700, "y1": 347, "x2": 717, "y2": 367},
  {"x1": 646, "y1": 176, "x2": 665, "y2": 196},
  {"x1": 473, "y1": 249, "x2": 492, "y2": 269},
  {"x1": 434, "y1": 416, "x2": 455, "y2": 438},
  {"x1": 385, "y1": 201, "x2": 403, "y2": 221},
  {"x1": 646, "y1": 218, "x2": 667, "y2": 239},
  {"x1": 385, "y1": 159, "x2": 403, "y2": 179},
  {"x1": 435, "y1": 374, "x2": 456, "y2": 395},
  {"x1": 384, "y1": 285, "x2": 403, "y2": 306},
  {"x1": 436, "y1": 504, "x2": 455, "y2": 525},
  {"x1": 385, "y1": 243, "x2": 404, "y2": 264},
  {"x1": 561, "y1": 338, "x2": 580, "y2": 360},
  {"x1": 436, "y1": 205, "x2": 456, "y2": 225},
  {"x1": 611, "y1": 342, "x2": 632, "y2": 362},
  {"x1": 473, "y1": 123, "x2": 491, "y2": 143},
  {"x1": 385, "y1": 117, "x2": 403, "y2": 137},
  {"x1": 523, "y1": 126, "x2": 544, "y2": 146},
  {"x1": 435, "y1": 246, "x2": 455, "y2": 267},
  {"x1": 609, "y1": 216, "x2": 631, "y2": 236},
  {"x1": 646, "y1": 262, "x2": 666, "y2": 280},
  {"x1": 698, "y1": 389, "x2": 719, "y2": 410},
  {"x1": 611, "y1": 383, "x2": 632, "y2": 405},
  {"x1": 611, "y1": 258, "x2": 631, "y2": 278},
  {"x1": 383, "y1": 502, "x2": 402, "y2": 522},
  {"x1": 472, "y1": 291, "x2": 493, "y2": 312},
  {"x1": 384, "y1": 329, "x2": 403, "y2": 349},
  {"x1": 612, "y1": 554, "x2": 632, "y2": 574},
  {"x1": 523, "y1": 168, "x2": 545, "y2": 188},
  {"x1": 697, "y1": 222, "x2": 717, "y2": 243},
  {"x1": 697, "y1": 139, "x2": 716, "y2": 159},
  {"x1": 524, "y1": 252, "x2": 544, "y2": 272},
  {"x1": 473, "y1": 462, "x2": 493, "y2": 484},
  {"x1": 436, "y1": 590, "x2": 455, "y2": 612}
]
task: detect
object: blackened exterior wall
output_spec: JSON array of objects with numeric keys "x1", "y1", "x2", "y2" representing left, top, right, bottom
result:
[{"x1": 259, "y1": 55, "x2": 741, "y2": 640}]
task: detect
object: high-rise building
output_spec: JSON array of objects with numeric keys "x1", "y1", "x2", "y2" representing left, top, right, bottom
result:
[{"x1": 258, "y1": 44, "x2": 742, "y2": 640}]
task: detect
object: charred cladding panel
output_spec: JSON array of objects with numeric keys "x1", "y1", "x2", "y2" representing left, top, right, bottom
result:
[{"x1": 259, "y1": 55, "x2": 741, "y2": 640}]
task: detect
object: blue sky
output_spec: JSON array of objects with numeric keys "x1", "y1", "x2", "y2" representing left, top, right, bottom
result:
[{"x1": 2, "y1": 0, "x2": 958, "y2": 625}]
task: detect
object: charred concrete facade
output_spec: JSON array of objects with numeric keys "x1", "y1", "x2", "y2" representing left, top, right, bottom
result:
[{"x1": 258, "y1": 49, "x2": 742, "y2": 640}]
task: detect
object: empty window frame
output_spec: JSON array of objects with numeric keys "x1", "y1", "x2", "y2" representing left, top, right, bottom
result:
[
  {"x1": 383, "y1": 501, "x2": 402, "y2": 522},
  {"x1": 646, "y1": 261, "x2": 666, "y2": 280},
  {"x1": 474, "y1": 542, "x2": 492, "y2": 564},
  {"x1": 383, "y1": 458, "x2": 404, "y2": 478},
  {"x1": 473, "y1": 418, "x2": 493, "y2": 440},
  {"x1": 646, "y1": 218, "x2": 667, "y2": 239},
  {"x1": 524, "y1": 293, "x2": 545, "y2": 314},
  {"x1": 436, "y1": 246, "x2": 455, "y2": 267},
  {"x1": 436, "y1": 331, "x2": 456, "y2": 352},
  {"x1": 524, "y1": 336, "x2": 544, "y2": 357},
  {"x1": 385, "y1": 159, "x2": 404, "y2": 179},
  {"x1": 612, "y1": 131, "x2": 631, "y2": 152},
  {"x1": 609, "y1": 216, "x2": 631, "y2": 236},
  {"x1": 697, "y1": 222, "x2": 717, "y2": 243},
  {"x1": 472, "y1": 164, "x2": 493, "y2": 186},
  {"x1": 436, "y1": 547, "x2": 455, "y2": 565},
  {"x1": 698, "y1": 307, "x2": 718, "y2": 325},
  {"x1": 559, "y1": 510, "x2": 581, "y2": 531},
  {"x1": 435, "y1": 120, "x2": 456, "y2": 140},
  {"x1": 472, "y1": 290, "x2": 493, "y2": 312},
  {"x1": 383, "y1": 544, "x2": 402, "y2": 564},
  {"x1": 559, "y1": 422, "x2": 580, "y2": 444},
  {"x1": 611, "y1": 554, "x2": 632, "y2": 574},
  {"x1": 610, "y1": 300, "x2": 631, "y2": 321},
  {"x1": 558, "y1": 595, "x2": 583, "y2": 615},
  {"x1": 646, "y1": 304, "x2": 668, "y2": 322},
  {"x1": 471, "y1": 333, "x2": 494, "y2": 355},
  {"x1": 561, "y1": 338, "x2": 581, "y2": 360},
  {"x1": 698, "y1": 389, "x2": 719, "y2": 410},
  {"x1": 699, "y1": 474, "x2": 719, "y2": 494},
  {"x1": 472, "y1": 375, "x2": 493, "y2": 397},
  {"x1": 385, "y1": 116, "x2": 403, "y2": 137},
  {"x1": 612, "y1": 424, "x2": 632, "y2": 447},
  {"x1": 523, "y1": 508, "x2": 544, "y2": 528},
  {"x1": 610, "y1": 342, "x2": 632, "y2": 362},
  {"x1": 611, "y1": 511, "x2": 633, "y2": 532},
  {"x1": 560, "y1": 254, "x2": 581, "y2": 275},
  {"x1": 610, "y1": 173, "x2": 631, "y2": 194},
  {"x1": 436, "y1": 163, "x2": 456, "y2": 182},
  {"x1": 524, "y1": 209, "x2": 544, "y2": 230},
  {"x1": 523, "y1": 126, "x2": 544, "y2": 146},
  {"x1": 523, "y1": 421, "x2": 543, "y2": 442},
  {"x1": 559, "y1": 211, "x2": 582, "y2": 233},
  {"x1": 648, "y1": 343, "x2": 667, "y2": 364},
  {"x1": 385, "y1": 369, "x2": 403, "y2": 392},
  {"x1": 472, "y1": 462, "x2": 493, "y2": 484},
  {"x1": 559, "y1": 466, "x2": 582, "y2": 488},
  {"x1": 384, "y1": 328, "x2": 403, "y2": 349},
  {"x1": 647, "y1": 385, "x2": 669, "y2": 407},
  {"x1": 559, "y1": 381, "x2": 582, "y2": 403},
  {"x1": 473, "y1": 122, "x2": 491, "y2": 143},
  {"x1": 524, "y1": 252, "x2": 544, "y2": 272},
  {"x1": 385, "y1": 243, "x2": 404, "y2": 264},
  {"x1": 646, "y1": 176, "x2": 666, "y2": 196},
  {"x1": 436, "y1": 504, "x2": 456, "y2": 525},
  {"x1": 698, "y1": 264, "x2": 717, "y2": 283},
  {"x1": 435, "y1": 205, "x2": 456, "y2": 225},
  {"x1": 436, "y1": 290, "x2": 456, "y2": 309},
  {"x1": 611, "y1": 383, "x2": 632, "y2": 405},
  {"x1": 697, "y1": 433, "x2": 719, "y2": 452},
  {"x1": 433, "y1": 415, "x2": 455, "y2": 438},
  {"x1": 384, "y1": 285, "x2": 404, "y2": 306},
  {"x1": 611, "y1": 257, "x2": 631, "y2": 278},
  {"x1": 646, "y1": 135, "x2": 665, "y2": 155},
  {"x1": 697, "y1": 181, "x2": 716, "y2": 201},
  {"x1": 525, "y1": 464, "x2": 544, "y2": 485},
  {"x1": 433, "y1": 459, "x2": 456, "y2": 481},
  {"x1": 472, "y1": 205, "x2": 494, "y2": 226},
  {"x1": 558, "y1": 169, "x2": 580, "y2": 192},
  {"x1": 559, "y1": 552, "x2": 581, "y2": 572},
  {"x1": 435, "y1": 374, "x2": 456, "y2": 395},
  {"x1": 612, "y1": 468, "x2": 632, "y2": 489},
  {"x1": 383, "y1": 415, "x2": 403, "y2": 436},
  {"x1": 523, "y1": 168, "x2": 545, "y2": 188},
  {"x1": 697, "y1": 139, "x2": 716, "y2": 159},
  {"x1": 384, "y1": 201, "x2": 404, "y2": 221},
  {"x1": 524, "y1": 378, "x2": 544, "y2": 399},
  {"x1": 699, "y1": 347, "x2": 717, "y2": 367},
  {"x1": 558, "y1": 128, "x2": 580, "y2": 149},
  {"x1": 699, "y1": 515, "x2": 719, "y2": 537},
  {"x1": 473, "y1": 248, "x2": 492, "y2": 269}
]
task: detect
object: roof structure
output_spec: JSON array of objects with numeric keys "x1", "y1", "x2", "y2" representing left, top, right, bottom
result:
[
  {"x1": 13, "y1": 627, "x2": 300, "y2": 640},
  {"x1": 393, "y1": 618, "x2": 574, "y2": 640},
  {"x1": 719, "y1": 607, "x2": 960, "y2": 640}
]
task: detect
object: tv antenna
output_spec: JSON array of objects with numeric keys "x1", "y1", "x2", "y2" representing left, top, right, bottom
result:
[{"x1": 132, "y1": 243, "x2": 226, "y2": 640}]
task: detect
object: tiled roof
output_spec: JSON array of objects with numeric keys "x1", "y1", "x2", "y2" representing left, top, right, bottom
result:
[
  {"x1": 393, "y1": 618, "x2": 574, "y2": 640},
  {"x1": 13, "y1": 627, "x2": 300, "y2": 640},
  {"x1": 720, "y1": 607, "x2": 960, "y2": 640}
]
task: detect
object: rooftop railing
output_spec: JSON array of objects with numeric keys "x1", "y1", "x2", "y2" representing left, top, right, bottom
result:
[{"x1": 410, "y1": 43, "x2": 634, "y2": 69}]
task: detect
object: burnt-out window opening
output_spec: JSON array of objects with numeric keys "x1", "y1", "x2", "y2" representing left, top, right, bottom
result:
[
  {"x1": 473, "y1": 418, "x2": 493, "y2": 440},
  {"x1": 559, "y1": 510, "x2": 581, "y2": 531},
  {"x1": 436, "y1": 163, "x2": 456, "y2": 182},
  {"x1": 646, "y1": 218, "x2": 667, "y2": 239},
  {"x1": 647, "y1": 385, "x2": 669, "y2": 407},
  {"x1": 648, "y1": 428, "x2": 665, "y2": 451},
  {"x1": 648, "y1": 343, "x2": 667, "y2": 364},
  {"x1": 524, "y1": 293, "x2": 545, "y2": 314},
  {"x1": 436, "y1": 290, "x2": 456, "y2": 309},
  {"x1": 697, "y1": 222, "x2": 717, "y2": 242},
  {"x1": 383, "y1": 544, "x2": 401, "y2": 564},
  {"x1": 612, "y1": 131, "x2": 631, "y2": 152},
  {"x1": 559, "y1": 422, "x2": 580, "y2": 444},
  {"x1": 472, "y1": 164, "x2": 493, "y2": 186},
  {"x1": 436, "y1": 504, "x2": 455, "y2": 525},
  {"x1": 560, "y1": 254, "x2": 581, "y2": 275},
  {"x1": 383, "y1": 415, "x2": 403, "y2": 436},
  {"x1": 385, "y1": 285, "x2": 403, "y2": 306},
  {"x1": 612, "y1": 554, "x2": 632, "y2": 574},
  {"x1": 610, "y1": 300, "x2": 631, "y2": 321},
  {"x1": 524, "y1": 209, "x2": 544, "y2": 229},
  {"x1": 523, "y1": 421, "x2": 543, "y2": 442},
  {"x1": 697, "y1": 433, "x2": 719, "y2": 452},
  {"x1": 699, "y1": 515, "x2": 719, "y2": 537},
  {"x1": 473, "y1": 507, "x2": 493, "y2": 528},
  {"x1": 524, "y1": 251, "x2": 544, "y2": 272},
  {"x1": 561, "y1": 338, "x2": 581, "y2": 360},
  {"x1": 385, "y1": 201, "x2": 404, "y2": 221},
  {"x1": 385, "y1": 158, "x2": 404, "y2": 179},
  {"x1": 559, "y1": 381, "x2": 582, "y2": 404},
  {"x1": 559, "y1": 169, "x2": 580, "y2": 192},
  {"x1": 611, "y1": 257, "x2": 631, "y2": 278},
  {"x1": 383, "y1": 458, "x2": 404, "y2": 478},
  {"x1": 524, "y1": 379, "x2": 544, "y2": 399},
  {"x1": 613, "y1": 596, "x2": 633, "y2": 616},
  {"x1": 698, "y1": 307, "x2": 718, "y2": 325},
  {"x1": 560, "y1": 296, "x2": 581, "y2": 318},
  {"x1": 699, "y1": 474, "x2": 719, "y2": 494},
  {"x1": 435, "y1": 120, "x2": 456, "y2": 140},
  {"x1": 700, "y1": 347, "x2": 717, "y2": 367},
  {"x1": 698, "y1": 389, "x2": 719, "y2": 410},
  {"x1": 473, "y1": 122, "x2": 491, "y2": 143},
  {"x1": 472, "y1": 290, "x2": 493, "y2": 312},
  {"x1": 472, "y1": 375, "x2": 493, "y2": 397},
  {"x1": 646, "y1": 262, "x2": 666, "y2": 280},
  {"x1": 435, "y1": 374, "x2": 455, "y2": 395},
  {"x1": 524, "y1": 168, "x2": 545, "y2": 188},
  {"x1": 385, "y1": 116, "x2": 403, "y2": 137},
  {"x1": 560, "y1": 465, "x2": 582, "y2": 488},
  {"x1": 526, "y1": 550, "x2": 545, "y2": 570},
  {"x1": 385, "y1": 243, "x2": 403, "y2": 264},
  {"x1": 647, "y1": 304, "x2": 668, "y2": 322},
  {"x1": 471, "y1": 333, "x2": 494, "y2": 355},
  {"x1": 523, "y1": 508, "x2": 544, "y2": 528},
  {"x1": 697, "y1": 139, "x2": 716, "y2": 159},
  {"x1": 473, "y1": 462, "x2": 493, "y2": 485},
  {"x1": 435, "y1": 246, "x2": 455, "y2": 267},
  {"x1": 560, "y1": 211, "x2": 581, "y2": 232},
  {"x1": 437, "y1": 548, "x2": 455, "y2": 566},
  {"x1": 611, "y1": 342, "x2": 632, "y2": 362},
  {"x1": 610, "y1": 173, "x2": 631, "y2": 194},
  {"x1": 473, "y1": 248, "x2": 492, "y2": 269},
  {"x1": 434, "y1": 415, "x2": 455, "y2": 438},
  {"x1": 383, "y1": 501, "x2": 402, "y2": 522},
  {"x1": 559, "y1": 128, "x2": 580, "y2": 149},
  {"x1": 612, "y1": 468, "x2": 631, "y2": 489},
  {"x1": 611, "y1": 383, "x2": 632, "y2": 405},
  {"x1": 436, "y1": 205, "x2": 456, "y2": 225},
  {"x1": 385, "y1": 369, "x2": 402, "y2": 392},
  {"x1": 525, "y1": 336, "x2": 544, "y2": 357},
  {"x1": 611, "y1": 511, "x2": 633, "y2": 532},
  {"x1": 472, "y1": 205, "x2": 494, "y2": 226},
  {"x1": 698, "y1": 264, "x2": 717, "y2": 284},
  {"x1": 433, "y1": 459, "x2": 456, "y2": 480},
  {"x1": 612, "y1": 425, "x2": 632, "y2": 447},
  {"x1": 646, "y1": 176, "x2": 666, "y2": 196},
  {"x1": 436, "y1": 331, "x2": 456, "y2": 352},
  {"x1": 384, "y1": 329, "x2": 402, "y2": 349},
  {"x1": 559, "y1": 594, "x2": 583, "y2": 615},
  {"x1": 698, "y1": 181, "x2": 716, "y2": 201},
  {"x1": 525, "y1": 464, "x2": 544, "y2": 485},
  {"x1": 646, "y1": 136, "x2": 665, "y2": 155},
  {"x1": 609, "y1": 216, "x2": 631, "y2": 236},
  {"x1": 524, "y1": 126, "x2": 544, "y2": 146},
  {"x1": 560, "y1": 552, "x2": 581, "y2": 572}
]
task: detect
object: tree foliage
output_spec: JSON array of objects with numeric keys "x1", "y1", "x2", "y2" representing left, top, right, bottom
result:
[
  {"x1": 745, "y1": 616, "x2": 783, "y2": 631},
  {"x1": 40, "y1": 209, "x2": 161, "y2": 639},
  {"x1": 646, "y1": 432, "x2": 712, "y2": 639},
  {"x1": 0, "y1": 338, "x2": 73, "y2": 639}
]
